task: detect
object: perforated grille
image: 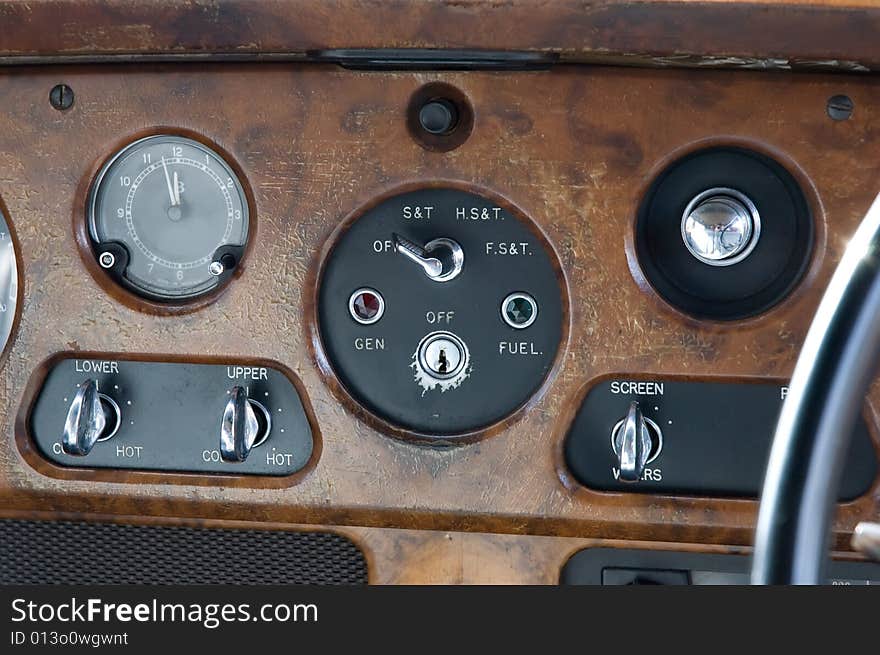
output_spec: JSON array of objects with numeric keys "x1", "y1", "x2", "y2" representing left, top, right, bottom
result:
[{"x1": 0, "y1": 519, "x2": 368, "y2": 585}]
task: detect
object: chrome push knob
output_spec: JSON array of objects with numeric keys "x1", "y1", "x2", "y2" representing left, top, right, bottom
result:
[
  {"x1": 681, "y1": 187, "x2": 761, "y2": 266},
  {"x1": 220, "y1": 386, "x2": 271, "y2": 462},
  {"x1": 392, "y1": 233, "x2": 464, "y2": 282},
  {"x1": 611, "y1": 401, "x2": 661, "y2": 482},
  {"x1": 62, "y1": 379, "x2": 121, "y2": 456}
]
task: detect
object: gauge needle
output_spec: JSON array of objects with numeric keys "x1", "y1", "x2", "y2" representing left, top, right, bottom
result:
[{"x1": 161, "y1": 156, "x2": 179, "y2": 207}]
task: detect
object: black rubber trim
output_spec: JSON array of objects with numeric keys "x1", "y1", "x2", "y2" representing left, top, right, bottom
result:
[{"x1": 311, "y1": 49, "x2": 557, "y2": 70}]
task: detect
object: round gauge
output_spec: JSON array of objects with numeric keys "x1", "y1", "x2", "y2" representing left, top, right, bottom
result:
[{"x1": 88, "y1": 134, "x2": 250, "y2": 301}]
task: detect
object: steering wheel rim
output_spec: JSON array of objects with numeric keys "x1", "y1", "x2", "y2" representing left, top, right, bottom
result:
[{"x1": 752, "y1": 191, "x2": 880, "y2": 584}]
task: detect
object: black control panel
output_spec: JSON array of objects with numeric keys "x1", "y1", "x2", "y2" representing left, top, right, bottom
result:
[
  {"x1": 318, "y1": 187, "x2": 564, "y2": 438},
  {"x1": 29, "y1": 355, "x2": 314, "y2": 476},
  {"x1": 564, "y1": 377, "x2": 877, "y2": 499},
  {"x1": 561, "y1": 548, "x2": 880, "y2": 585}
]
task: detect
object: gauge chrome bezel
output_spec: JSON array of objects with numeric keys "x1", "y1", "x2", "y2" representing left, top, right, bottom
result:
[
  {"x1": 0, "y1": 203, "x2": 19, "y2": 363},
  {"x1": 86, "y1": 133, "x2": 251, "y2": 304}
]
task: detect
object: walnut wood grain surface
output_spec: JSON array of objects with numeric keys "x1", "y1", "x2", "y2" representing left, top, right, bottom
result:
[
  {"x1": 0, "y1": 1, "x2": 879, "y2": 70},
  {"x1": 0, "y1": 63, "x2": 878, "y2": 551},
  {"x1": 0, "y1": 509, "x2": 759, "y2": 584}
]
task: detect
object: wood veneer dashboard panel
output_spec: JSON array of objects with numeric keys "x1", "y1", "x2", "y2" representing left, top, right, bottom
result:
[
  {"x1": 1, "y1": 1, "x2": 880, "y2": 70},
  {"x1": 0, "y1": 63, "x2": 878, "y2": 549}
]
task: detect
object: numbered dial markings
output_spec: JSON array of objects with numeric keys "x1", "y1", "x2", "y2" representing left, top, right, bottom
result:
[{"x1": 88, "y1": 135, "x2": 249, "y2": 300}]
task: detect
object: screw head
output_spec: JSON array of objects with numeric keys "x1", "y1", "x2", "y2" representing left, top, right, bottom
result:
[
  {"x1": 98, "y1": 252, "x2": 116, "y2": 269},
  {"x1": 209, "y1": 261, "x2": 225, "y2": 276},
  {"x1": 827, "y1": 95, "x2": 854, "y2": 121},
  {"x1": 49, "y1": 84, "x2": 75, "y2": 111}
]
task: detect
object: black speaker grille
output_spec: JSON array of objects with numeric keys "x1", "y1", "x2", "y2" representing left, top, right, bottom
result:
[{"x1": 0, "y1": 519, "x2": 368, "y2": 585}]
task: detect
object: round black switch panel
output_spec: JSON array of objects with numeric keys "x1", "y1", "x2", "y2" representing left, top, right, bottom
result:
[{"x1": 317, "y1": 188, "x2": 564, "y2": 438}]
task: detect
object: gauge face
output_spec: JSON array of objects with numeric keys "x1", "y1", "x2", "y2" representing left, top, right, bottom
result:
[
  {"x1": 88, "y1": 135, "x2": 249, "y2": 301},
  {"x1": 0, "y1": 209, "x2": 17, "y2": 356}
]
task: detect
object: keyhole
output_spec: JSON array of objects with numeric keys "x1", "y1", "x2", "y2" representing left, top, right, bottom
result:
[{"x1": 437, "y1": 348, "x2": 448, "y2": 373}]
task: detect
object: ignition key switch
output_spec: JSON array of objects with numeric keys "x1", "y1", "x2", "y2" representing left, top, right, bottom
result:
[{"x1": 417, "y1": 331, "x2": 469, "y2": 380}]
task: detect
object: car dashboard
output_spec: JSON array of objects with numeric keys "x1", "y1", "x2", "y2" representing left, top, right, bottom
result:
[{"x1": 0, "y1": 0, "x2": 879, "y2": 585}]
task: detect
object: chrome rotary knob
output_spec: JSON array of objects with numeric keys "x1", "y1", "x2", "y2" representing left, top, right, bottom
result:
[
  {"x1": 220, "y1": 386, "x2": 271, "y2": 462},
  {"x1": 392, "y1": 233, "x2": 464, "y2": 282},
  {"x1": 62, "y1": 379, "x2": 121, "y2": 456},
  {"x1": 611, "y1": 401, "x2": 662, "y2": 482},
  {"x1": 681, "y1": 188, "x2": 761, "y2": 266}
]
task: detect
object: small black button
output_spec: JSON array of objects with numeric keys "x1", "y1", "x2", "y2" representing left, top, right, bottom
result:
[{"x1": 418, "y1": 100, "x2": 458, "y2": 135}]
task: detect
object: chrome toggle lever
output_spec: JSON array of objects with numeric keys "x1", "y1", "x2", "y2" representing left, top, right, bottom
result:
[
  {"x1": 392, "y1": 233, "x2": 464, "y2": 282},
  {"x1": 220, "y1": 386, "x2": 271, "y2": 462},
  {"x1": 62, "y1": 379, "x2": 120, "y2": 456},
  {"x1": 221, "y1": 386, "x2": 259, "y2": 462},
  {"x1": 612, "y1": 401, "x2": 654, "y2": 482}
]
